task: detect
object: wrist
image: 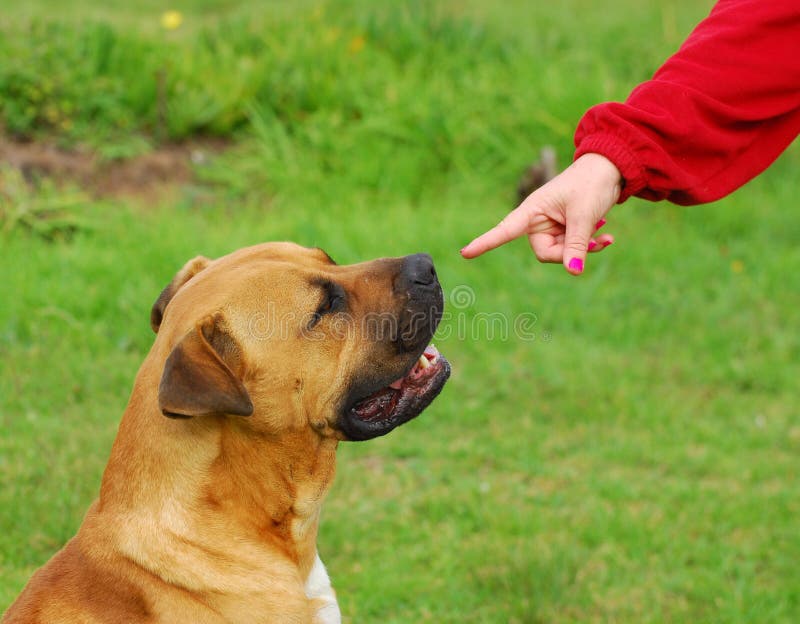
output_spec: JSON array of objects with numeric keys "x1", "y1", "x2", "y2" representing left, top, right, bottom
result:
[
  {"x1": 574, "y1": 152, "x2": 622, "y2": 189},
  {"x1": 571, "y1": 153, "x2": 623, "y2": 205}
]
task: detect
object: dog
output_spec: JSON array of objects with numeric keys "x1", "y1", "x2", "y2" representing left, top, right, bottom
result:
[{"x1": 3, "y1": 242, "x2": 450, "y2": 624}]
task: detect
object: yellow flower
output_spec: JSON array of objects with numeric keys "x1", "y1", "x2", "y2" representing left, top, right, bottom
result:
[
  {"x1": 731, "y1": 260, "x2": 744, "y2": 274},
  {"x1": 161, "y1": 10, "x2": 183, "y2": 30},
  {"x1": 348, "y1": 35, "x2": 366, "y2": 54}
]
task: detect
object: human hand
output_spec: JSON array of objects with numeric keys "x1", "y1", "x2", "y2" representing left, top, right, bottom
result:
[{"x1": 461, "y1": 153, "x2": 623, "y2": 274}]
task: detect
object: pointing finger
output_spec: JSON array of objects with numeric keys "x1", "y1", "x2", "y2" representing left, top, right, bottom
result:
[{"x1": 460, "y1": 204, "x2": 533, "y2": 259}]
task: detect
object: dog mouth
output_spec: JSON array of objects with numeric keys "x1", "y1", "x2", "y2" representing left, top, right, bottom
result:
[{"x1": 339, "y1": 345, "x2": 451, "y2": 441}]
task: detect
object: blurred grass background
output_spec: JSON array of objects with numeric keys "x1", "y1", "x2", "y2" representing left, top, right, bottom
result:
[{"x1": 2, "y1": 1, "x2": 799, "y2": 622}]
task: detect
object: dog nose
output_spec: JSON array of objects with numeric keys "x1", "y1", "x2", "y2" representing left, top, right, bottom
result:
[
  {"x1": 396, "y1": 253, "x2": 437, "y2": 290},
  {"x1": 393, "y1": 254, "x2": 442, "y2": 353}
]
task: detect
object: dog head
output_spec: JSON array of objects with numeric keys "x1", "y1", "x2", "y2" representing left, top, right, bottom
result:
[{"x1": 150, "y1": 242, "x2": 450, "y2": 441}]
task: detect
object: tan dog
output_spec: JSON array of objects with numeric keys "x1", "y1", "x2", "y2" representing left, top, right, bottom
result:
[{"x1": 3, "y1": 242, "x2": 450, "y2": 624}]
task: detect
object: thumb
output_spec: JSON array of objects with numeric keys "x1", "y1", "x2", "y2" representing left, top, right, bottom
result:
[{"x1": 562, "y1": 202, "x2": 598, "y2": 275}]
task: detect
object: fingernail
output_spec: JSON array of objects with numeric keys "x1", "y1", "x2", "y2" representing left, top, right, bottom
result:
[
  {"x1": 568, "y1": 257, "x2": 584, "y2": 274},
  {"x1": 588, "y1": 240, "x2": 598, "y2": 251},
  {"x1": 604, "y1": 240, "x2": 614, "y2": 247},
  {"x1": 595, "y1": 219, "x2": 607, "y2": 230}
]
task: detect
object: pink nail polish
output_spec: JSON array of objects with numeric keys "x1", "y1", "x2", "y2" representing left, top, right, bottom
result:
[
  {"x1": 588, "y1": 240, "x2": 598, "y2": 251},
  {"x1": 568, "y1": 258, "x2": 584, "y2": 274},
  {"x1": 595, "y1": 219, "x2": 607, "y2": 230},
  {"x1": 604, "y1": 240, "x2": 614, "y2": 247}
]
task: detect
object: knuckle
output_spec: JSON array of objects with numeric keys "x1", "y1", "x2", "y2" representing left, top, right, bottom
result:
[{"x1": 565, "y1": 240, "x2": 586, "y2": 253}]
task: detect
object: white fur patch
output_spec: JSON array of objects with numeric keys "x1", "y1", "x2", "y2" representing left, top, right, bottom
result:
[{"x1": 305, "y1": 552, "x2": 341, "y2": 624}]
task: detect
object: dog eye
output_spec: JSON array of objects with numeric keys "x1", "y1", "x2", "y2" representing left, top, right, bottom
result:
[
  {"x1": 318, "y1": 292, "x2": 343, "y2": 315},
  {"x1": 309, "y1": 282, "x2": 346, "y2": 328}
]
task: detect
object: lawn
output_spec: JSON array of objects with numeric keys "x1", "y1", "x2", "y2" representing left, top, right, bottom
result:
[{"x1": 2, "y1": 1, "x2": 799, "y2": 622}]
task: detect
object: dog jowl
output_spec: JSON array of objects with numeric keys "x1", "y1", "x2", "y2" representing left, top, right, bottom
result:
[{"x1": 3, "y1": 242, "x2": 450, "y2": 624}]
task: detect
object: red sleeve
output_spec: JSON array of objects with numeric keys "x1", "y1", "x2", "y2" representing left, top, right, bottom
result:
[{"x1": 574, "y1": 0, "x2": 800, "y2": 205}]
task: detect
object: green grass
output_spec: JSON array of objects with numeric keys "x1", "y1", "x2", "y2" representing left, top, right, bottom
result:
[{"x1": 2, "y1": 1, "x2": 800, "y2": 622}]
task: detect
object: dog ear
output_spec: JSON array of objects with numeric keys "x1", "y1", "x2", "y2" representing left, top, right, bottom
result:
[
  {"x1": 151, "y1": 256, "x2": 212, "y2": 334},
  {"x1": 158, "y1": 314, "x2": 254, "y2": 419}
]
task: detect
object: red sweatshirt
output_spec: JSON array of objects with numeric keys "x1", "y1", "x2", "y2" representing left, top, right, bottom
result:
[{"x1": 574, "y1": 0, "x2": 800, "y2": 205}]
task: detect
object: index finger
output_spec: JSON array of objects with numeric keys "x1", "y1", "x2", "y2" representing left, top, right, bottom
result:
[{"x1": 460, "y1": 205, "x2": 532, "y2": 259}]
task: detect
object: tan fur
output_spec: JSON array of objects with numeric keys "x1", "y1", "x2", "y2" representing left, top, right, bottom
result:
[{"x1": 3, "y1": 242, "x2": 425, "y2": 624}]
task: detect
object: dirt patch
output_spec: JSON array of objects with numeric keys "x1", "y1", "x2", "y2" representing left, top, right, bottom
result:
[{"x1": 0, "y1": 136, "x2": 227, "y2": 200}]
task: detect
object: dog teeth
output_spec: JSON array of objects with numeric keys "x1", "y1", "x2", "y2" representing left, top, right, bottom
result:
[
  {"x1": 417, "y1": 354, "x2": 431, "y2": 369},
  {"x1": 424, "y1": 344, "x2": 439, "y2": 363}
]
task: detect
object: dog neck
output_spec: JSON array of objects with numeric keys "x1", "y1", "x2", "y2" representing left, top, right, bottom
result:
[
  {"x1": 95, "y1": 366, "x2": 338, "y2": 596},
  {"x1": 208, "y1": 420, "x2": 339, "y2": 571}
]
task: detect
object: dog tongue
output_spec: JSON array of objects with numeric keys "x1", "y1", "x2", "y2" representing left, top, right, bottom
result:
[{"x1": 353, "y1": 344, "x2": 445, "y2": 422}]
